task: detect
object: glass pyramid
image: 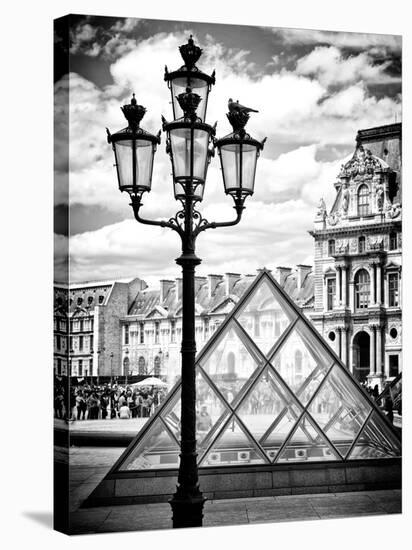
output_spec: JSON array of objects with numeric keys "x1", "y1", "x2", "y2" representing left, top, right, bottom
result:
[{"x1": 109, "y1": 270, "x2": 401, "y2": 473}]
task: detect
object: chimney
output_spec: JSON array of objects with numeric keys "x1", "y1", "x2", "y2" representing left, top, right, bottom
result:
[
  {"x1": 175, "y1": 277, "x2": 182, "y2": 302},
  {"x1": 207, "y1": 274, "x2": 223, "y2": 299},
  {"x1": 296, "y1": 264, "x2": 312, "y2": 291},
  {"x1": 224, "y1": 273, "x2": 241, "y2": 296},
  {"x1": 274, "y1": 266, "x2": 292, "y2": 287},
  {"x1": 195, "y1": 276, "x2": 207, "y2": 295},
  {"x1": 160, "y1": 280, "x2": 174, "y2": 304}
]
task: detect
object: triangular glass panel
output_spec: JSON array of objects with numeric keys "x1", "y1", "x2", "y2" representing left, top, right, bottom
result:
[
  {"x1": 348, "y1": 411, "x2": 401, "y2": 460},
  {"x1": 276, "y1": 414, "x2": 341, "y2": 463},
  {"x1": 199, "y1": 321, "x2": 262, "y2": 405},
  {"x1": 117, "y1": 418, "x2": 180, "y2": 471},
  {"x1": 237, "y1": 367, "x2": 301, "y2": 443},
  {"x1": 308, "y1": 365, "x2": 372, "y2": 457},
  {"x1": 271, "y1": 320, "x2": 333, "y2": 405},
  {"x1": 98, "y1": 270, "x2": 400, "y2": 483},
  {"x1": 199, "y1": 417, "x2": 267, "y2": 467},
  {"x1": 163, "y1": 370, "x2": 230, "y2": 448},
  {"x1": 235, "y1": 277, "x2": 296, "y2": 356}
]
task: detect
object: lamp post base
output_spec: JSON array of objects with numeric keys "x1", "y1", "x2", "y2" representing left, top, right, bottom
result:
[{"x1": 169, "y1": 492, "x2": 206, "y2": 528}]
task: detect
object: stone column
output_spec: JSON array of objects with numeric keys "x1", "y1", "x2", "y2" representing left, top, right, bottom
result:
[
  {"x1": 342, "y1": 267, "x2": 347, "y2": 307},
  {"x1": 336, "y1": 268, "x2": 341, "y2": 306},
  {"x1": 349, "y1": 280, "x2": 354, "y2": 311},
  {"x1": 384, "y1": 272, "x2": 389, "y2": 307},
  {"x1": 370, "y1": 263, "x2": 376, "y2": 305},
  {"x1": 369, "y1": 326, "x2": 376, "y2": 375},
  {"x1": 376, "y1": 264, "x2": 382, "y2": 305},
  {"x1": 341, "y1": 327, "x2": 347, "y2": 366},
  {"x1": 349, "y1": 339, "x2": 354, "y2": 373},
  {"x1": 337, "y1": 328, "x2": 342, "y2": 359},
  {"x1": 376, "y1": 326, "x2": 383, "y2": 375}
]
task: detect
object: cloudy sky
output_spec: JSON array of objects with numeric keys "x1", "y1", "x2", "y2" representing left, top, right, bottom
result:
[{"x1": 54, "y1": 15, "x2": 401, "y2": 286}]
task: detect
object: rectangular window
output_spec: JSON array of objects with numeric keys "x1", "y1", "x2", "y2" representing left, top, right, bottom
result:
[
  {"x1": 90, "y1": 335, "x2": 93, "y2": 352},
  {"x1": 79, "y1": 319, "x2": 84, "y2": 332},
  {"x1": 155, "y1": 322, "x2": 160, "y2": 344},
  {"x1": 124, "y1": 324, "x2": 129, "y2": 345},
  {"x1": 389, "y1": 355, "x2": 399, "y2": 377},
  {"x1": 69, "y1": 336, "x2": 73, "y2": 351},
  {"x1": 171, "y1": 320, "x2": 176, "y2": 343},
  {"x1": 204, "y1": 318, "x2": 209, "y2": 340},
  {"x1": 140, "y1": 322, "x2": 144, "y2": 344},
  {"x1": 327, "y1": 278, "x2": 336, "y2": 310},
  {"x1": 328, "y1": 240, "x2": 335, "y2": 256},
  {"x1": 388, "y1": 273, "x2": 399, "y2": 307},
  {"x1": 60, "y1": 319, "x2": 67, "y2": 331},
  {"x1": 56, "y1": 335, "x2": 61, "y2": 350},
  {"x1": 389, "y1": 233, "x2": 397, "y2": 250},
  {"x1": 78, "y1": 359, "x2": 83, "y2": 376},
  {"x1": 57, "y1": 358, "x2": 61, "y2": 375},
  {"x1": 79, "y1": 335, "x2": 83, "y2": 351},
  {"x1": 73, "y1": 320, "x2": 80, "y2": 332}
]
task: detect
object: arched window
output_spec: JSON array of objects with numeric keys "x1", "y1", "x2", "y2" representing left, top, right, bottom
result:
[
  {"x1": 358, "y1": 236, "x2": 366, "y2": 253},
  {"x1": 138, "y1": 356, "x2": 146, "y2": 375},
  {"x1": 355, "y1": 269, "x2": 370, "y2": 309},
  {"x1": 328, "y1": 239, "x2": 335, "y2": 256},
  {"x1": 357, "y1": 185, "x2": 370, "y2": 216}
]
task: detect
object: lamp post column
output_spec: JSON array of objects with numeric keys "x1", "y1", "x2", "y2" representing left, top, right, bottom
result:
[{"x1": 170, "y1": 194, "x2": 205, "y2": 527}]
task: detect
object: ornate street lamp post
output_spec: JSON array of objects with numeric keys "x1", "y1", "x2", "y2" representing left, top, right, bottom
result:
[
  {"x1": 107, "y1": 36, "x2": 265, "y2": 529},
  {"x1": 110, "y1": 351, "x2": 114, "y2": 386}
]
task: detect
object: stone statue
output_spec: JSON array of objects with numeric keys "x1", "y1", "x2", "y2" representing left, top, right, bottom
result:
[
  {"x1": 341, "y1": 182, "x2": 350, "y2": 214},
  {"x1": 316, "y1": 197, "x2": 327, "y2": 219},
  {"x1": 376, "y1": 181, "x2": 384, "y2": 211}
]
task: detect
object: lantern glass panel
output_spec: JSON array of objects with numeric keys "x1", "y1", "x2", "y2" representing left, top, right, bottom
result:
[
  {"x1": 220, "y1": 142, "x2": 258, "y2": 196},
  {"x1": 171, "y1": 76, "x2": 209, "y2": 121},
  {"x1": 169, "y1": 127, "x2": 209, "y2": 183},
  {"x1": 114, "y1": 139, "x2": 155, "y2": 193}
]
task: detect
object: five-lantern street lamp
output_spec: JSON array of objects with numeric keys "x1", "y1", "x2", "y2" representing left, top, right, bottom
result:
[{"x1": 107, "y1": 35, "x2": 266, "y2": 529}]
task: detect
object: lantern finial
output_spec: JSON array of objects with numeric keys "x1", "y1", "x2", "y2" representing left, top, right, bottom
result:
[
  {"x1": 179, "y1": 35, "x2": 203, "y2": 70},
  {"x1": 176, "y1": 86, "x2": 202, "y2": 120},
  {"x1": 121, "y1": 94, "x2": 146, "y2": 130}
]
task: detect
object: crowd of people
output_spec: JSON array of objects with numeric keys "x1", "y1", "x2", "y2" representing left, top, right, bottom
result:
[{"x1": 54, "y1": 382, "x2": 168, "y2": 421}]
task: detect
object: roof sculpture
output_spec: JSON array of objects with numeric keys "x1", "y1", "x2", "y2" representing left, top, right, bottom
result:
[{"x1": 107, "y1": 269, "x2": 401, "y2": 473}]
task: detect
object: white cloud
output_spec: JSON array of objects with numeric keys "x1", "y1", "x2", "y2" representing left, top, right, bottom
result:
[
  {"x1": 54, "y1": 30, "x2": 401, "y2": 281},
  {"x1": 273, "y1": 28, "x2": 401, "y2": 54},
  {"x1": 295, "y1": 45, "x2": 398, "y2": 88}
]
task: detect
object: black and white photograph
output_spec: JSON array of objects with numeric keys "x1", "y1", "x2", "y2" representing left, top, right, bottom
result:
[{"x1": 51, "y1": 11, "x2": 404, "y2": 535}]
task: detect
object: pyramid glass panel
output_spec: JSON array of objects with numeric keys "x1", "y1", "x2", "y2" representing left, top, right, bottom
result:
[
  {"x1": 235, "y1": 278, "x2": 296, "y2": 356},
  {"x1": 118, "y1": 419, "x2": 180, "y2": 470},
  {"x1": 271, "y1": 320, "x2": 333, "y2": 405},
  {"x1": 276, "y1": 414, "x2": 341, "y2": 463},
  {"x1": 348, "y1": 411, "x2": 401, "y2": 460},
  {"x1": 199, "y1": 321, "x2": 262, "y2": 404},
  {"x1": 200, "y1": 418, "x2": 267, "y2": 467},
  {"x1": 163, "y1": 371, "x2": 229, "y2": 447},
  {"x1": 107, "y1": 270, "x2": 400, "y2": 476},
  {"x1": 308, "y1": 365, "x2": 372, "y2": 457},
  {"x1": 237, "y1": 367, "x2": 301, "y2": 443}
]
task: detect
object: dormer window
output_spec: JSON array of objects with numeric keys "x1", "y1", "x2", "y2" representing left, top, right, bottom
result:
[
  {"x1": 328, "y1": 239, "x2": 335, "y2": 256},
  {"x1": 357, "y1": 184, "x2": 370, "y2": 216},
  {"x1": 358, "y1": 236, "x2": 366, "y2": 253},
  {"x1": 98, "y1": 295, "x2": 104, "y2": 304},
  {"x1": 77, "y1": 297, "x2": 83, "y2": 306}
]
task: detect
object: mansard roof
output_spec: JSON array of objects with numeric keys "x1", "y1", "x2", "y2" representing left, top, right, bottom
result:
[{"x1": 127, "y1": 268, "x2": 314, "y2": 320}]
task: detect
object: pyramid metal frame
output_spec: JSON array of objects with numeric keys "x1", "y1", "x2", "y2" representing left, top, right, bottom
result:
[{"x1": 107, "y1": 269, "x2": 401, "y2": 474}]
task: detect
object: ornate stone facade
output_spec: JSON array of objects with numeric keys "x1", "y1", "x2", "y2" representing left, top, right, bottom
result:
[{"x1": 309, "y1": 123, "x2": 402, "y2": 390}]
